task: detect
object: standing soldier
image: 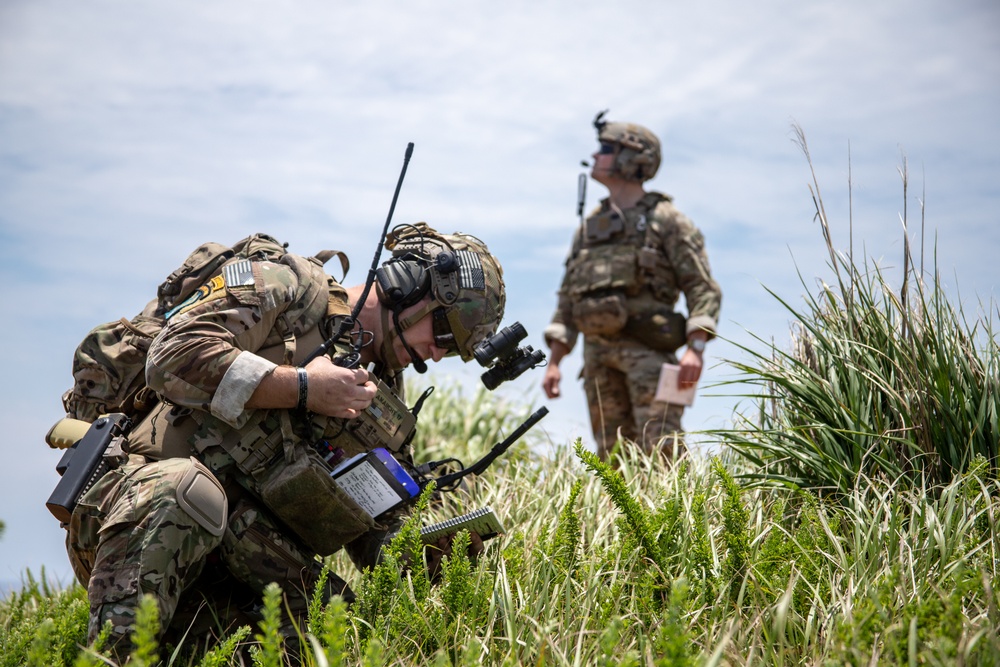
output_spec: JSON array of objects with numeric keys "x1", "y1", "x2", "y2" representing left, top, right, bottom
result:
[{"x1": 542, "y1": 112, "x2": 722, "y2": 460}]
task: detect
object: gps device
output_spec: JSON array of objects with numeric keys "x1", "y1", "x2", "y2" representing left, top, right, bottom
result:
[{"x1": 330, "y1": 447, "x2": 420, "y2": 519}]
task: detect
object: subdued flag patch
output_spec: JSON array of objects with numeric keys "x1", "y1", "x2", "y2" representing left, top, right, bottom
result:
[
  {"x1": 224, "y1": 259, "x2": 255, "y2": 288},
  {"x1": 456, "y1": 250, "x2": 484, "y2": 290}
]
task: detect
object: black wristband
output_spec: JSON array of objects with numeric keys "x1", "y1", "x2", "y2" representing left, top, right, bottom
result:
[{"x1": 296, "y1": 368, "x2": 309, "y2": 412}]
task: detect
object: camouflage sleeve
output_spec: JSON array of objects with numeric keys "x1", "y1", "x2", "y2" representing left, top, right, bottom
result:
[
  {"x1": 543, "y1": 227, "x2": 582, "y2": 353},
  {"x1": 657, "y1": 202, "x2": 723, "y2": 338},
  {"x1": 146, "y1": 259, "x2": 306, "y2": 428}
]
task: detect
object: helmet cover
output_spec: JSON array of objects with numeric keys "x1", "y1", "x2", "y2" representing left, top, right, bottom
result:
[
  {"x1": 593, "y1": 110, "x2": 661, "y2": 182},
  {"x1": 381, "y1": 223, "x2": 506, "y2": 361}
]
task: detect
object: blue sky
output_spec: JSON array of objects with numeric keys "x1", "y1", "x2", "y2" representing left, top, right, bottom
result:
[{"x1": 1, "y1": 0, "x2": 997, "y2": 588}]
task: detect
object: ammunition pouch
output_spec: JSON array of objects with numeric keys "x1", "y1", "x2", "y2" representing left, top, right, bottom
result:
[
  {"x1": 572, "y1": 292, "x2": 628, "y2": 337},
  {"x1": 259, "y1": 446, "x2": 375, "y2": 556},
  {"x1": 624, "y1": 307, "x2": 688, "y2": 353},
  {"x1": 185, "y1": 407, "x2": 374, "y2": 556}
]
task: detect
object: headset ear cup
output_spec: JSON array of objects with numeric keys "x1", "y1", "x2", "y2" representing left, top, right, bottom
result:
[{"x1": 376, "y1": 260, "x2": 430, "y2": 309}]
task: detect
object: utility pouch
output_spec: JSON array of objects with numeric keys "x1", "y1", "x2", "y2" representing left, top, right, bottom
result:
[
  {"x1": 624, "y1": 307, "x2": 688, "y2": 353},
  {"x1": 259, "y1": 446, "x2": 375, "y2": 556},
  {"x1": 572, "y1": 293, "x2": 628, "y2": 337}
]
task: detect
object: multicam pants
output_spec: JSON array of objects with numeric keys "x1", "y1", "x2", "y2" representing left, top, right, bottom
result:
[
  {"x1": 582, "y1": 337, "x2": 686, "y2": 460},
  {"x1": 68, "y1": 456, "x2": 363, "y2": 658},
  {"x1": 68, "y1": 457, "x2": 224, "y2": 655}
]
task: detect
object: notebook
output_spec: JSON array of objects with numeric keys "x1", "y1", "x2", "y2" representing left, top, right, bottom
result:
[{"x1": 420, "y1": 506, "x2": 505, "y2": 544}]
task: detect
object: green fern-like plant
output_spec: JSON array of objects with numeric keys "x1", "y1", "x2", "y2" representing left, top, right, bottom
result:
[
  {"x1": 352, "y1": 485, "x2": 434, "y2": 651},
  {"x1": 574, "y1": 440, "x2": 665, "y2": 572},
  {"x1": 251, "y1": 582, "x2": 284, "y2": 667},
  {"x1": 312, "y1": 594, "x2": 349, "y2": 665},
  {"x1": 652, "y1": 579, "x2": 696, "y2": 667},
  {"x1": 688, "y1": 489, "x2": 715, "y2": 602},
  {"x1": 712, "y1": 458, "x2": 750, "y2": 604},
  {"x1": 129, "y1": 594, "x2": 161, "y2": 667},
  {"x1": 196, "y1": 625, "x2": 251, "y2": 667},
  {"x1": 548, "y1": 479, "x2": 584, "y2": 574}
]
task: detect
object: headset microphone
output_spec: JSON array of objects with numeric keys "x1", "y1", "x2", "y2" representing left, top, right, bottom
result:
[{"x1": 390, "y1": 307, "x2": 428, "y2": 374}]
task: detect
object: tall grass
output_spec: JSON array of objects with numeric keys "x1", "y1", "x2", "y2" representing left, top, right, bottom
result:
[
  {"x1": 6, "y1": 435, "x2": 997, "y2": 665},
  {"x1": 718, "y1": 127, "x2": 999, "y2": 494}
]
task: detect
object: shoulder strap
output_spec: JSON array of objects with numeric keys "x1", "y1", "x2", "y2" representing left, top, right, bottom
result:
[
  {"x1": 313, "y1": 249, "x2": 350, "y2": 283},
  {"x1": 640, "y1": 192, "x2": 674, "y2": 250}
]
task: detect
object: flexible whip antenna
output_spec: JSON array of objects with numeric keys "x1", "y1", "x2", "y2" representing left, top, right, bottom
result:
[
  {"x1": 429, "y1": 406, "x2": 548, "y2": 491},
  {"x1": 301, "y1": 142, "x2": 415, "y2": 367}
]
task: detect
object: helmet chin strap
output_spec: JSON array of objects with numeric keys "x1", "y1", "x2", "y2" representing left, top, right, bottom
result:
[{"x1": 380, "y1": 304, "x2": 427, "y2": 373}]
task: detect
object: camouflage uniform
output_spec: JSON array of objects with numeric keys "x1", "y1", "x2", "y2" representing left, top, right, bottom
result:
[
  {"x1": 545, "y1": 192, "x2": 722, "y2": 458},
  {"x1": 67, "y1": 244, "x2": 357, "y2": 653},
  {"x1": 66, "y1": 227, "x2": 505, "y2": 656},
  {"x1": 68, "y1": 456, "x2": 225, "y2": 652}
]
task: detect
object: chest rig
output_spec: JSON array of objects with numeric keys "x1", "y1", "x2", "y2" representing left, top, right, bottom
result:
[
  {"x1": 566, "y1": 192, "x2": 673, "y2": 297},
  {"x1": 564, "y1": 192, "x2": 680, "y2": 337}
]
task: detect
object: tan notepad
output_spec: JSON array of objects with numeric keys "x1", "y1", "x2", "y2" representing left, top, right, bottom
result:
[{"x1": 654, "y1": 363, "x2": 696, "y2": 406}]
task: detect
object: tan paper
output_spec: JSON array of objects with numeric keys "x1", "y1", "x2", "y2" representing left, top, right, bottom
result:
[{"x1": 654, "y1": 363, "x2": 697, "y2": 406}]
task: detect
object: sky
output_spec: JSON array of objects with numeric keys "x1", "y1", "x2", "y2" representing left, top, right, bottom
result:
[{"x1": 1, "y1": 0, "x2": 997, "y2": 590}]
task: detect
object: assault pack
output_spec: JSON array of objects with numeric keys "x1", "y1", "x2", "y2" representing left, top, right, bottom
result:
[
  {"x1": 45, "y1": 233, "x2": 344, "y2": 523},
  {"x1": 58, "y1": 234, "x2": 332, "y2": 424}
]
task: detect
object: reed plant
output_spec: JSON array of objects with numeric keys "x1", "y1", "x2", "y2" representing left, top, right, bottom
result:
[{"x1": 718, "y1": 127, "x2": 999, "y2": 494}]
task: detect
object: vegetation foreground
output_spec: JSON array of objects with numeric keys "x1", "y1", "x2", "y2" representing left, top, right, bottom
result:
[
  {"x1": 3, "y1": 143, "x2": 999, "y2": 665},
  {"x1": 3, "y1": 428, "x2": 998, "y2": 666}
]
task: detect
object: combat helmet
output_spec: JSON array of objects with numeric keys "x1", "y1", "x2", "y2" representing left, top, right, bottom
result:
[
  {"x1": 375, "y1": 223, "x2": 506, "y2": 365},
  {"x1": 593, "y1": 110, "x2": 661, "y2": 182}
]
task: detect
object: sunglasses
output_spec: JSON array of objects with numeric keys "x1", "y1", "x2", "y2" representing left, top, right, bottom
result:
[
  {"x1": 432, "y1": 308, "x2": 460, "y2": 356},
  {"x1": 597, "y1": 142, "x2": 617, "y2": 154}
]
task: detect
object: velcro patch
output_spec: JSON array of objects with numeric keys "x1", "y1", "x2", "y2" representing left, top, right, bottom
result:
[
  {"x1": 223, "y1": 259, "x2": 255, "y2": 288},
  {"x1": 165, "y1": 275, "x2": 227, "y2": 319},
  {"x1": 456, "y1": 250, "x2": 484, "y2": 290}
]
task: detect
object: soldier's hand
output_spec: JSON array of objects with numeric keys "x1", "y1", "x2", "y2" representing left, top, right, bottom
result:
[
  {"x1": 678, "y1": 348, "x2": 703, "y2": 389},
  {"x1": 425, "y1": 531, "x2": 485, "y2": 583},
  {"x1": 304, "y1": 356, "x2": 377, "y2": 418},
  {"x1": 542, "y1": 364, "x2": 562, "y2": 399}
]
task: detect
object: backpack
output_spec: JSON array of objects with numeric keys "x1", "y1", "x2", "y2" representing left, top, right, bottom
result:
[{"x1": 61, "y1": 234, "x2": 308, "y2": 423}]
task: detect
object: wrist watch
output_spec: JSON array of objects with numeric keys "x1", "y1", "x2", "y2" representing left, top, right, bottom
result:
[{"x1": 689, "y1": 338, "x2": 706, "y2": 353}]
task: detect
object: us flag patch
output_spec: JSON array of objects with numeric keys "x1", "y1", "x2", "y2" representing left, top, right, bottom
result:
[
  {"x1": 456, "y1": 250, "x2": 484, "y2": 290},
  {"x1": 223, "y1": 259, "x2": 255, "y2": 287}
]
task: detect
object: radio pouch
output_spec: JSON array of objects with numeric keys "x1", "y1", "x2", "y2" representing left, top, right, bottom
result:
[
  {"x1": 624, "y1": 308, "x2": 688, "y2": 353},
  {"x1": 259, "y1": 445, "x2": 376, "y2": 556}
]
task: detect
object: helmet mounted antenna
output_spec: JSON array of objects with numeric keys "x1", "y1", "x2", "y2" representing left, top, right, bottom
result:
[{"x1": 301, "y1": 142, "x2": 415, "y2": 369}]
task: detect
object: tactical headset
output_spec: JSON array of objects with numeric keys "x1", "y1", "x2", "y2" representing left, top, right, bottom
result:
[
  {"x1": 374, "y1": 247, "x2": 460, "y2": 373},
  {"x1": 375, "y1": 250, "x2": 459, "y2": 311}
]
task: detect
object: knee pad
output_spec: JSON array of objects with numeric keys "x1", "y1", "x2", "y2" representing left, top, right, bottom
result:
[{"x1": 175, "y1": 458, "x2": 228, "y2": 537}]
